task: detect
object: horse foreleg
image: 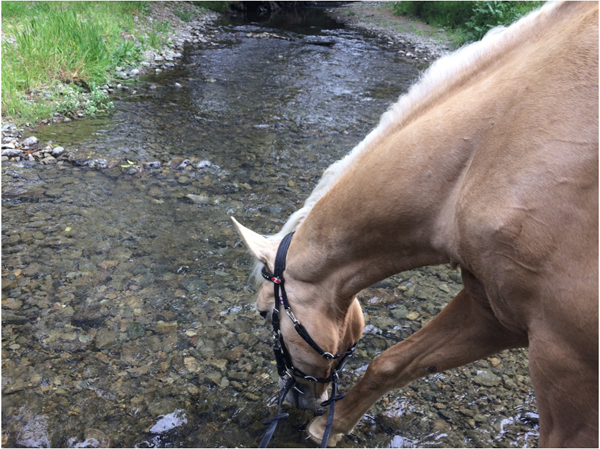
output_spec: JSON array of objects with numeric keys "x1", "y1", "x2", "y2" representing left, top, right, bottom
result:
[
  {"x1": 307, "y1": 288, "x2": 528, "y2": 446},
  {"x1": 528, "y1": 328, "x2": 598, "y2": 447}
]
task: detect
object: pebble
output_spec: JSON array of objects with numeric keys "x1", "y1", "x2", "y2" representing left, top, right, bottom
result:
[
  {"x1": 169, "y1": 158, "x2": 191, "y2": 169},
  {"x1": 41, "y1": 156, "x2": 57, "y2": 164},
  {"x1": 51, "y1": 146, "x2": 65, "y2": 156},
  {"x1": 406, "y1": 311, "x2": 420, "y2": 320},
  {"x1": 88, "y1": 159, "x2": 108, "y2": 169},
  {"x1": 186, "y1": 194, "x2": 210, "y2": 204},
  {"x1": 22, "y1": 136, "x2": 39, "y2": 147},
  {"x1": 156, "y1": 321, "x2": 177, "y2": 334},
  {"x1": 474, "y1": 370, "x2": 501, "y2": 387},
  {"x1": 1, "y1": 149, "x2": 23, "y2": 157}
]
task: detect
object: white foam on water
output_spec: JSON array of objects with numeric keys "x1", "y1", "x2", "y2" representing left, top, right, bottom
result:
[{"x1": 149, "y1": 409, "x2": 188, "y2": 434}]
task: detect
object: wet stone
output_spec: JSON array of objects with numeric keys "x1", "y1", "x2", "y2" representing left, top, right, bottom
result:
[
  {"x1": 44, "y1": 188, "x2": 64, "y2": 198},
  {"x1": 180, "y1": 277, "x2": 208, "y2": 293},
  {"x1": 474, "y1": 370, "x2": 501, "y2": 387},
  {"x1": 156, "y1": 321, "x2": 178, "y2": 334},
  {"x1": 127, "y1": 321, "x2": 146, "y2": 339}
]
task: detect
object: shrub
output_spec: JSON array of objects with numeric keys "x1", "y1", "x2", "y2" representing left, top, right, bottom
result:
[{"x1": 390, "y1": 1, "x2": 545, "y2": 45}]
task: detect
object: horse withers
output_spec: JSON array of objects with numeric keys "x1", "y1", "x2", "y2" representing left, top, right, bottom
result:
[{"x1": 234, "y1": 1, "x2": 598, "y2": 446}]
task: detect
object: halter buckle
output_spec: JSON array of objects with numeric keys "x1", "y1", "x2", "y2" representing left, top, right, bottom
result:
[{"x1": 285, "y1": 308, "x2": 299, "y2": 325}]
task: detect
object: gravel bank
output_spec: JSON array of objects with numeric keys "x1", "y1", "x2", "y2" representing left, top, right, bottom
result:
[{"x1": 326, "y1": 2, "x2": 453, "y2": 62}]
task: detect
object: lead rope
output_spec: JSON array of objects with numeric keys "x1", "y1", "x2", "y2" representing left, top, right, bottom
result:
[
  {"x1": 258, "y1": 376, "x2": 296, "y2": 448},
  {"x1": 319, "y1": 373, "x2": 343, "y2": 448},
  {"x1": 258, "y1": 373, "x2": 344, "y2": 448}
]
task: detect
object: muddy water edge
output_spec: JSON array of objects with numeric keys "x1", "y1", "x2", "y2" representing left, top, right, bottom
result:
[{"x1": 2, "y1": 7, "x2": 538, "y2": 448}]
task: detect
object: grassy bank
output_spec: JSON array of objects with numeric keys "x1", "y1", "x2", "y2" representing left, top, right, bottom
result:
[
  {"x1": 1, "y1": 1, "x2": 217, "y2": 126},
  {"x1": 390, "y1": 1, "x2": 545, "y2": 46}
]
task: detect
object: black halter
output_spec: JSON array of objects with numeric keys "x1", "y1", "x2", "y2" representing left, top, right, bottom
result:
[{"x1": 258, "y1": 232, "x2": 358, "y2": 448}]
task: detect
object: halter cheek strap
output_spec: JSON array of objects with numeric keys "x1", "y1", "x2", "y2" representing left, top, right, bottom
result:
[{"x1": 258, "y1": 232, "x2": 358, "y2": 448}]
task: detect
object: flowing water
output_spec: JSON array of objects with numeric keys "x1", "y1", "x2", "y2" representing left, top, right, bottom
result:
[{"x1": 2, "y1": 8, "x2": 538, "y2": 448}]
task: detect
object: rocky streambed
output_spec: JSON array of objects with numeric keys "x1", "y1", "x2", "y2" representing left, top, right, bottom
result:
[{"x1": 2, "y1": 4, "x2": 538, "y2": 448}]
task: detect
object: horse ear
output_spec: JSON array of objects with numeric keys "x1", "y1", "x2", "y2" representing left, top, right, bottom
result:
[{"x1": 231, "y1": 217, "x2": 277, "y2": 267}]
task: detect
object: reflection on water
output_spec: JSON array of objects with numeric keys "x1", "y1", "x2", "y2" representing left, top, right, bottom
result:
[{"x1": 2, "y1": 7, "x2": 537, "y2": 448}]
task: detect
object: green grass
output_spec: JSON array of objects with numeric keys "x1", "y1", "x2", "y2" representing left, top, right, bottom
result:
[
  {"x1": 0, "y1": 1, "x2": 183, "y2": 125},
  {"x1": 389, "y1": 1, "x2": 545, "y2": 46}
]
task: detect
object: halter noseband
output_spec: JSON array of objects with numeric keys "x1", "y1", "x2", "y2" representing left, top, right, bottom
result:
[{"x1": 258, "y1": 232, "x2": 358, "y2": 448}]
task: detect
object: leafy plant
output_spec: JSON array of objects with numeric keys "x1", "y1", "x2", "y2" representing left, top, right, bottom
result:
[
  {"x1": 174, "y1": 9, "x2": 193, "y2": 23},
  {"x1": 464, "y1": 1, "x2": 545, "y2": 42},
  {"x1": 389, "y1": 1, "x2": 545, "y2": 46}
]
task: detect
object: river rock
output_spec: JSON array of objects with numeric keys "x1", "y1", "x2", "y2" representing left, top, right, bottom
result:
[
  {"x1": 186, "y1": 194, "x2": 210, "y2": 204},
  {"x1": 51, "y1": 146, "x2": 65, "y2": 156},
  {"x1": 156, "y1": 321, "x2": 177, "y2": 334},
  {"x1": 2, "y1": 149, "x2": 23, "y2": 157},
  {"x1": 22, "y1": 136, "x2": 39, "y2": 147},
  {"x1": 68, "y1": 429, "x2": 110, "y2": 448},
  {"x1": 95, "y1": 329, "x2": 119, "y2": 349},
  {"x1": 3, "y1": 188, "x2": 28, "y2": 197},
  {"x1": 88, "y1": 159, "x2": 108, "y2": 169},
  {"x1": 184, "y1": 356, "x2": 200, "y2": 373},
  {"x1": 169, "y1": 158, "x2": 191, "y2": 169},
  {"x1": 391, "y1": 304, "x2": 409, "y2": 319},
  {"x1": 2, "y1": 298, "x2": 23, "y2": 310},
  {"x1": 127, "y1": 321, "x2": 145, "y2": 340},
  {"x1": 406, "y1": 311, "x2": 420, "y2": 320},
  {"x1": 474, "y1": 370, "x2": 501, "y2": 387},
  {"x1": 16, "y1": 414, "x2": 50, "y2": 448}
]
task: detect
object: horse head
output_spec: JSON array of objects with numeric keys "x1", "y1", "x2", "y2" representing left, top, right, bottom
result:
[{"x1": 232, "y1": 217, "x2": 365, "y2": 411}]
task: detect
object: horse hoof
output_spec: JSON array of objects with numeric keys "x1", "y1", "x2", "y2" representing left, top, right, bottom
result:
[{"x1": 307, "y1": 417, "x2": 343, "y2": 447}]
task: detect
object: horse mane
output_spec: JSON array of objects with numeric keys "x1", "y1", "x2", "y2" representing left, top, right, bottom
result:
[{"x1": 251, "y1": 1, "x2": 555, "y2": 283}]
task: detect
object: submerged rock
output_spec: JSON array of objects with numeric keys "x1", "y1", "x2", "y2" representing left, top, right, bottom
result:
[
  {"x1": 186, "y1": 194, "x2": 210, "y2": 204},
  {"x1": 474, "y1": 370, "x2": 501, "y2": 387}
]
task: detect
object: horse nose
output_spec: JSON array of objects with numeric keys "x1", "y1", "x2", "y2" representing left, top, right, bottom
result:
[{"x1": 259, "y1": 310, "x2": 268, "y2": 318}]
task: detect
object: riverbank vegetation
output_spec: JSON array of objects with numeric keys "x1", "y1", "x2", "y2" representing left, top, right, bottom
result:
[
  {"x1": 1, "y1": 1, "x2": 216, "y2": 126},
  {"x1": 390, "y1": 1, "x2": 545, "y2": 45},
  {"x1": 2, "y1": 1, "x2": 545, "y2": 126}
]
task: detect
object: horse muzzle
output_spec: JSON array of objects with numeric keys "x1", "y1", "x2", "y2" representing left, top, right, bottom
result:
[{"x1": 279, "y1": 377, "x2": 328, "y2": 411}]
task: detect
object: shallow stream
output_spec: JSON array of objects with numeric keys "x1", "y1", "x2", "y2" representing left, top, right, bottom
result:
[{"x1": 2, "y1": 8, "x2": 538, "y2": 448}]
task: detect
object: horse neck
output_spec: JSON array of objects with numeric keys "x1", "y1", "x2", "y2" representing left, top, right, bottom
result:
[
  {"x1": 287, "y1": 111, "x2": 472, "y2": 306},
  {"x1": 282, "y1": 1, "x2": 598, "y2": 314}
]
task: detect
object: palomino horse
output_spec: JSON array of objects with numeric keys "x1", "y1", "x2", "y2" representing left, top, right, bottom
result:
[{"x1": 233, "y1": 2, "x2": 598, "y2": 447}]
